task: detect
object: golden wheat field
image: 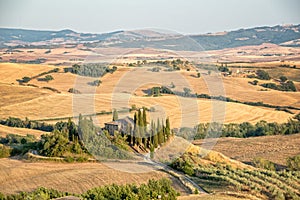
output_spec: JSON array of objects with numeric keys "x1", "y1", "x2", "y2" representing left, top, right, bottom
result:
[
  {"x1": 193, "y1": 133, "x2": 300, "y2": 167},
  {"x1": 0, "y1": 125, "x2": 47, "y2": 138},
  {"x1": 0, "y1": 158, "x2": 169, "y2": 195},
  {"x1": 0, "y1": 62, "x2": 296, "y2": 129},
  {"x1": 181, "y1": 70, "x2": 300, "y2": 108}
]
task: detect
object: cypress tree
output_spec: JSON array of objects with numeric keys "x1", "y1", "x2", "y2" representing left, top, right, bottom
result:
[
  {"x1": 162, "y1": 119, "x2": 166, "y2": 142},
  {"x1": 165, "y1": 117, "x2": 171, "y2": 140},
  {"x1": 135, "y1": 111, "x2": 142, "y2": 145},
  {"x1": 67, "y1": 118, "x2": 77, "y2": 141},
  {"x1": 150, "y1": 120, "x2": 157, "y2": 148},
  {"x1": 142, "y1": 108, "x2": 147, "y2": 128},
  {"x1": 138, "y1": 109, "x2": 145, "y2": 146},
  {"x1": 112, "y1": 109, "x2": 118, "y2": 121},
  {"x1": 158, "y1": 129, "x2": 164, "y2": 145},
  {"x1": 157, "y1": 118, "x2": 161, "y2": 133},
  {"x1": 153, "y1": 131, "x2": 158, "y2": 148}
]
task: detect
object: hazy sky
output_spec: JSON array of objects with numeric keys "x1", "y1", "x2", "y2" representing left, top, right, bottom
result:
[{"x1": 0, "y1": 0, "x2": 299, "y2": 34}]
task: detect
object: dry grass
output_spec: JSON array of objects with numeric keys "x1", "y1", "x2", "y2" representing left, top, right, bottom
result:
[
  {"x1": 181, "y1": 71, "x2": 300, "y2": 108},
  {"x1": 29, "y1": 72, "x2": 97, "y2": 93},
  {"x1": 265, "y1": 67, "x2": 300, "y2": 82},
  {"x1": 0, "y1": 125, "x2": 47, "y2": 138},
  {"x1": 0, "y1": 63, "x2": 55, "y2": 84},
  {"x1": 0, "y1": 65, "x2": 294, "y2": 127},
  {"x1": 0, "y1": 83, "x2": 51, "y2": 107},
  {"x1": 0, "y1": 158, "x2": 168, "y2": 195},
  {"x1": 185, "y1": 142, "x2": 253, "y2": 170},
  {"x1": 193, "y1": 133, "x2": 300, "y2": 167},
  {"x1": 153, "y1": 136, "x2": 253, "y2": 170}
]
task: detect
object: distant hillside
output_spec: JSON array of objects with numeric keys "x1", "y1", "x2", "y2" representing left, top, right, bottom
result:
[
  {"x1": 191, "y1": 24, "x2": 300, "y2": 50},
  {"x1": 108, "y1": 24, "x2": 300, "y2": 50},
  {"x1": 0, "y1": 24, "x2": 299, "y2": 50},
  {"x1": 0, "y1": 28, "x2": 123, "y2": 48}
]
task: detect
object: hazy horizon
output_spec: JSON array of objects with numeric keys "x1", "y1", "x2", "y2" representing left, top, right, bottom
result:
[{"x1": 0, "y1": 0, "x2": 299, "y2": 35}]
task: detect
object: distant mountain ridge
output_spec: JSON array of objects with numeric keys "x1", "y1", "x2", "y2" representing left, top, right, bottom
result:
[{"x1": 0, "y1": 24, "x2": 299, "y2": 50}]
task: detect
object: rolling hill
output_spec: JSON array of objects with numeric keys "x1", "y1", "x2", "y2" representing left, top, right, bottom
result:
[{"x1": 1, "y1": 24, "x2": 299, "y2": 50}]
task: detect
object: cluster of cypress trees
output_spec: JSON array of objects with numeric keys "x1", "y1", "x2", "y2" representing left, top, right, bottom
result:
[{"x1": 128, "y1": 108, "x2": 171, "y2": 150}]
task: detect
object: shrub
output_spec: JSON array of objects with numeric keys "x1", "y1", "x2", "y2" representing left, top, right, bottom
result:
[
  {"x1": 248, "y1": 80, "x2": 258, "y2": 85},
  {"x1": 65, "y1": 156, "x2": 74, "y2": 163},
  {"x1": 256, "y1": 70, "x2": 271, "y2": 80},
  {"x1": 287, "y1": 155, "x2": 300, "y2": 171},
  {"x1": 42, "y1": 87, "x2": 61, "y2": 93},
  {"x1": 68, "y1": 88, "x2": 81, "y2": 94},
  {"x1": 279, "y1": 76, "x2": 288, "y2": 82},
  {"x1": 294, "y1": 113, "x2": 300, "y2": 121},
  {"x1": 218, "y1": 66, "x2": 229, "y2": 72},
  {"x1": 76, "y1": 156, "x2": 88, "y2": 162},
  {"x1": 88, "y1": 80, "x2": 102, "y2": 86},
  {"x1": 170, "y1": 157, "x2": 195, "y2": 176},
  {"x1": 253, "y1": 157, "x2": 276, "y2": 171},
  {"x1": 44, "y1": 75, "x2": 54, "y2": 82},
  {"x1": 0, "y1": 144, "x2": 11, "y2": 158},
  {"x1": 21, "y1": 76, "x2": 31, "y2": 83}
]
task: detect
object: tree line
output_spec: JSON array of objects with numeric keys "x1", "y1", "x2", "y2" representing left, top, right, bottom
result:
[
  {"x1": 0, "y1": 117, "x2": 55, "y2": 132},
  {"x1": 260, "y1": 81, "x2": 296, "y2": 92},
  {"x1": 64, "y1": 63, "x2": 117, "y2": 77},
  {"x1": 247, "y1": 69, "x2": 297, "y2": 92},
  {"x1": 17, "y1": 68, "x2": 59, "y2": 83},
  {"x1": 175, "y1": 116, "x2": 300, "y2": 140},
  {"x1": 0, "y1": 178, "x2": 178, "y2": 200},
  {"x1": 0, "y1": 118, "x2": 90, "y2": 160}
]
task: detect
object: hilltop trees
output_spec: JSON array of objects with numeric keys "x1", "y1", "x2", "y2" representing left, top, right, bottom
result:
[
  {"x1": 40, "y1": 130, "x2": 70, "y2": 157},
  {"x1": 260, "y1": 80, "x2": 297, "y2": 92},
  {"x1": 131, "y1": 108, "x2": 172, "y2": 150},
  {"x1": 64, "y1": 63, "x2": 117, "y2": 77},
  {"x1": 38, "y1": 118, "x2": 86, "y2": 158},
  {"x1": 256, "y1": 70, "x2": 271, "y2": 80}
]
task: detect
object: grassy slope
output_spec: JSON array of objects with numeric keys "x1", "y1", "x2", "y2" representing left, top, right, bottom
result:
[{"x1": 193, "y1": 133, "x2": 300, "y2": 167}]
